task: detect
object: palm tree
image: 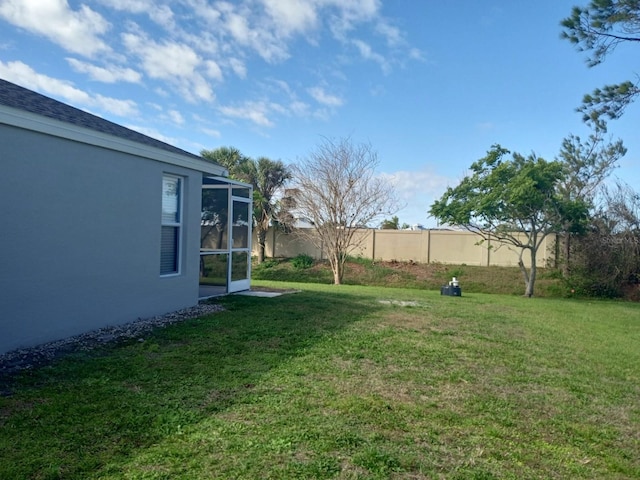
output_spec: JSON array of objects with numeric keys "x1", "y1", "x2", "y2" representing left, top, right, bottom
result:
[
  {"x1": 201, "y1": 147, "x2": 291, "y2": 263},
  {"x1": 239, "y1": 157, "x2": 291, "y2": 263},
  {"x1": 201, "y1": 146, "x2": 248, "y2": 174}
]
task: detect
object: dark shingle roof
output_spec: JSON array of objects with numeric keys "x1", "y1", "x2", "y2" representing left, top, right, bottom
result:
[{"x1": 0, "y1": 78, "x2": 203, "y2": 160}]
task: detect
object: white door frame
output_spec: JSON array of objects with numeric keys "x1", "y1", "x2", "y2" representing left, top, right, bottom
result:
[
  {"x1": 201, "y1": 177, "x2": 253, "y2": 294},
  {"x1": 227, "y1": 190, "x2": 252, "y2": 293}
]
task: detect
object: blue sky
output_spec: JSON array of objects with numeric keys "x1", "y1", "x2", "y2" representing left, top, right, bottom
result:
[{"x1": 1, "y1": 0, "x2": 638, "y2": 227}]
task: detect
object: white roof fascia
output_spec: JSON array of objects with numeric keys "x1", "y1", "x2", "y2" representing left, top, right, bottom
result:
[{"x1": 0, "y1": 104, "x2": 228, "y2": 177}]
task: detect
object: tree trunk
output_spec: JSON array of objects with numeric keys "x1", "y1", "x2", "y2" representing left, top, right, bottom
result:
[
  {"x1": 523, "y1": 248, "x2": 537, "y2": 297},
  {"x1": 216, "y1": 227, "x2": 224, "y2": 249},
  {"x1": 257, "y1": 229, "x2": 267, "y2": 264},
  {"x1": 562, "y1": 232, "x2": 571, "y2": 278},
  {"x1": 331, "y1": 253, "x2": 343, "y2": 285},
  {"x1": 518, "y1": 248, "x2": 536, "y2": 297}
]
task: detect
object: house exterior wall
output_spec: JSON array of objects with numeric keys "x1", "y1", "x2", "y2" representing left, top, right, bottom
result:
[{"x1": 0, "y1": 124, "x2": 204, "y2": 354}]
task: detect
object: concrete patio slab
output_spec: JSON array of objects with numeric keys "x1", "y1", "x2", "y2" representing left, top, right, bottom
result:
[{"x1": 235, "y1": 290, "x2": 285, "y2": 298}]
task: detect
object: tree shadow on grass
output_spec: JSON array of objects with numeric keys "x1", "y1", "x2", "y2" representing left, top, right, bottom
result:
[{"x1": 0, "y1": 289, "x2": 379, "y2": 479}]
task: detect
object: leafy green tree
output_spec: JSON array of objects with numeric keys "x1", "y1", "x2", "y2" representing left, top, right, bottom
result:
[
  {"x1": 201, "y1": 147, "x2": 291, "y2": 263},
  {"x1": 555, "y1": 132, "x2": 626, "y2": 275},
  {"x1": 380, "y1": 216, "x2": 400, "y2": 229},
  {"x1": 561, "y1": 1, "x2": 640, "y2": 131},
  {"x1": 429, "y1": 145, "x2": 585, "y2": 297}
]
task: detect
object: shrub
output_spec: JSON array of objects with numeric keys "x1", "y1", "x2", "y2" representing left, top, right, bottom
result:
[
  {"x1": 254, "y1": 258, "x2": 279, "y2": 270},
  {"x1": 346, "y1": 255, "x2": 375, "y2": 268},
  {"x1": 291, "y1": 254, "x2": 314, "y2": 270},
  {"x1": 446, "y1": 266, "x2": 465, "y2": 279}
]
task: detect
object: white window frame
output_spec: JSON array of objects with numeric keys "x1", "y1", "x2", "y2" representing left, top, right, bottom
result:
[{"x1": 161, "y1": 174, "x2": 184, "y2": 276}]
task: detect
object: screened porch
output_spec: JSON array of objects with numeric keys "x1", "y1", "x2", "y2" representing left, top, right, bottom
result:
[{"x1": 200, "y1": 176, "x2": 253, "y2": 297}]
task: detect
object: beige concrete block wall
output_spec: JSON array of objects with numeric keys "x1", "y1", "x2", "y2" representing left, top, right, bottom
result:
[
  {"x1": 487, "y1": 233, "x2": 556, "y2": 267},
  {"x1": 372, "y1": 230, "x2": 430, "y2": 263},
  {"x1": 249, "y1": 227, "x2": 557, "y2": 267},
  {"x1": 263, "y1": 228, "x2": 324, "y2": 259},
  {"x1": 428, "y1": 230, "x2": 489, "y2": 266},
  {"x1": 349, "y1": 230, "x2": 374, "y2": 258}
]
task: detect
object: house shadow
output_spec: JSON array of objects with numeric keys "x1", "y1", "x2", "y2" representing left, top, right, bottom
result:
[{"x1": 0, "y1": 288, "x2": 381, "y2": 478}]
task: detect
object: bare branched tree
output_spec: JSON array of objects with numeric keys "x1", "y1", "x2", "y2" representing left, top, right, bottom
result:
[{"x1": 289, "y1": 137, "x2": 400, "y2": 284}]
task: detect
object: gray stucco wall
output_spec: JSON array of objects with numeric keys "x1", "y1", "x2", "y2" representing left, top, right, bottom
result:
[{"x1": 0, "y1": 124, "x2": 204, "y2": 354}]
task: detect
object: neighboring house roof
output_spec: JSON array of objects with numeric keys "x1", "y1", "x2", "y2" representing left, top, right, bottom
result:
[{"x1": 0, "y1": 78, "x2": 227, "y2": 176}]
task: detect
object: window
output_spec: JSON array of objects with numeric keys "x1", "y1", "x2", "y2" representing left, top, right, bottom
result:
[{"x1": 161, "y1": 175, "x2": 182, "y2": 275}]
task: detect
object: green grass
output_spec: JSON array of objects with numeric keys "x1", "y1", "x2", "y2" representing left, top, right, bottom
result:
[
  {"x1": 252, "y1": 257, "x2": 567, "y2": 297},
  {"x1": 1, "y1": 283, "x2": 638, "y2": 479}
]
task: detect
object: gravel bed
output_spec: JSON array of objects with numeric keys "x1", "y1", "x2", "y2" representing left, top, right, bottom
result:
[{"x1": 0, "y1": 302, "x2": 224, "y2": 381}]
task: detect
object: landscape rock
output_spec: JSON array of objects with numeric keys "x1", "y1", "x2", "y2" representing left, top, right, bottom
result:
[{"x1": 0, "y1": 302, "x2": 224, "y2": 383}]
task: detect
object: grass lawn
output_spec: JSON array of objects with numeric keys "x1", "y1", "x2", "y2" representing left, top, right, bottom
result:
[
  {"x1": 1, "y1": 283, "x2": 639, "y2": 479},
  {"x1": 251, "y1": 257, "x2": 570, "y2": 298}
]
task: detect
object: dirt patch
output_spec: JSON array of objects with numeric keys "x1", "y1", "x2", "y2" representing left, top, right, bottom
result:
[
  {"x1": 621, "y1": 283, "x2": 640, "y2": 302},
  {"x1": 382, "y1": 260, "x2": 450, "y2": 281}
]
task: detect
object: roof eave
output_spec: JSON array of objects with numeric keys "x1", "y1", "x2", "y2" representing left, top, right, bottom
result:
[{"x1": 0, "y1": 104, "x2": 227, "y2": 177}]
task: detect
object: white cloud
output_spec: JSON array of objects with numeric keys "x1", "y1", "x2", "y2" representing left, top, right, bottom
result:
[
  {"x1": 122, "y1": 33, "x2": 215, "y2": 102},
  {"x1": 219, "y1": 101, "x2": 274, "y2": 127},
  {"x1": 154, "y1": 86, "x2": 169, "y2": 98},
  {"x1": 187, "y1": 1, "x2": 295, "y2": 63},
  {"x1": 93, "y1": 94, "x2": 139, "y2": 117},
  {"x1": 185, "y1": 0, "x2": 222, "y2": 25},
  {"x1": 352, "y1": 39, "x2": 390, "y2": 73},
  {"x1": 289, "y1": 100, "x2": 310, "y2": 116},
  {"x1": 221, "y1": 3, "x2": 252, "y2": 44},
  {"x1": 228, "y1": 57, "x2": 247, "y2": 79},
  {"x1": 66, "y1": 58, "x2": 142, "y2": 83},
  {"x1": 311, "y1": 107, "x2": 331, "y2": 121},
  {"x1": 375, "y1": 20, "x2": 403, "y2": 47},
  {"x1": 205, "y1": 60, "x2": 223, "y2": 81},
  {"x1": 200, "y1": 127, "x2": 221, "y2": 138},
  {"x1": 125, "y1": 124, "x2": 177, "y2": 144},
  {"x1": 307, "y1": 86, "x2": 343, "y2": 107},
  {"x1": 149, "y1": 4, "x2": 175, "y2": 29},
  {"x1": 122, "y1": 33, "x2": 198, "y2": 78},
  {"x1": 1, "y1": 60, "x2": 89, "y2": 103},
  {"x1": 0, "y1": 60, "x2": 138, "y2": 117},
  {"x1": 0, "y1": 0, "x2": 110, "y2": 57},
  {"x1": 97, "y1": 0, "x2": 175, "y2": 29},
  {"x1": 409, "y1": 47, "x2": 426, "y2": 62},
  {"x1": 271, "y1": 79, "x2": 293, "y2": 95},
  {"x1": 0, "y1": 0, "x2": 422, "y2": 132},
  {"x1": 379, "y1": 168, "x2": 454, "y2": 227},
  {"x1": 190, "y1": 75, "x2": 216, "y2": 103},
  {"x1": 212, "y1": 1, "x2": 286, "y2": 63},
  {"x1": 326, "y1": 0, "x2": 381, "y2": 39},
  {"x1": 168, "y1": 110, "x2": 185, "y2": 125},
  {"x1": 260, "y1": 0, "x2": 318, "y2": 36},
  {"x1": 380, "y1": 169, "x2": 452, "y2": 206},
  {"x1": 98, "y1": 0, "x2": 148, "y2": 11}
]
